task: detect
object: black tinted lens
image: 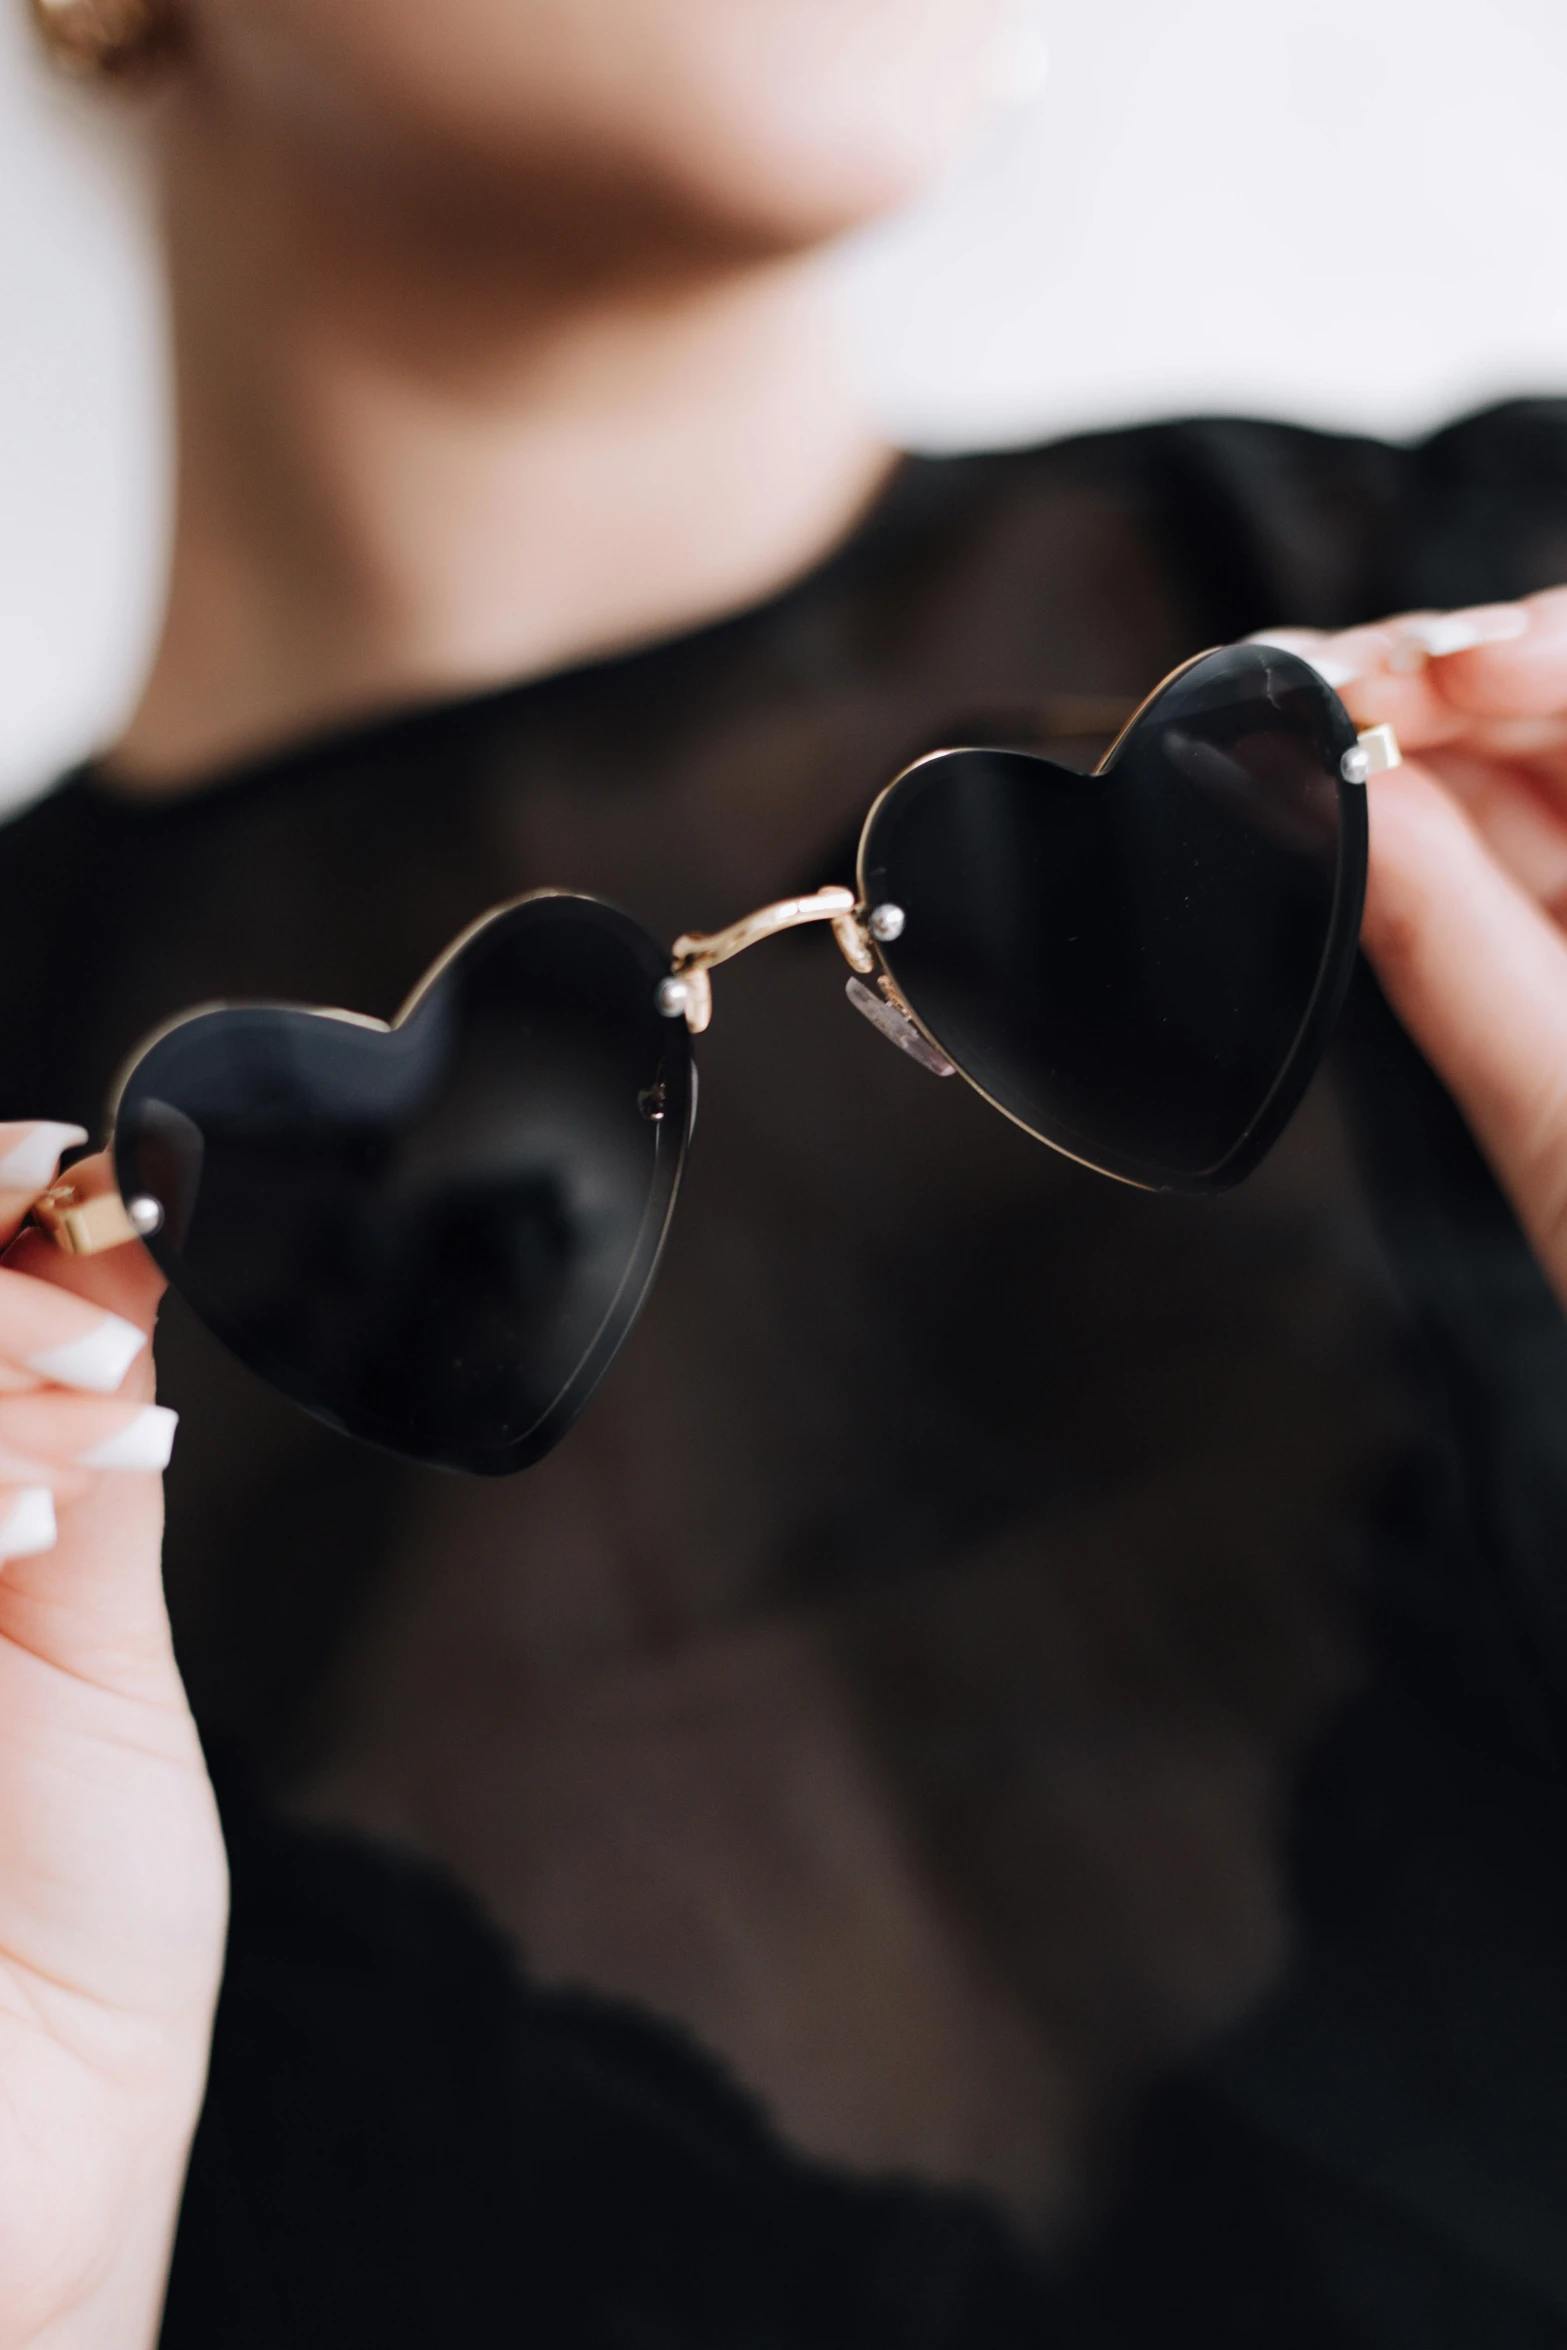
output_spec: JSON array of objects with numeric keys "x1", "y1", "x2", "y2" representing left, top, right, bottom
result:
[
  {"x1": 113, "y1": 896, "x2": 691, "y2": 1474},
  {"x1": 860, "y1": 645, "x2": 1365, "y2": 1191}
]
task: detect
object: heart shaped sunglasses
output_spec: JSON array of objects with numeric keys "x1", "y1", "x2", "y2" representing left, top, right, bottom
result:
[{"x1": 36, "y1": 642, "x2": 1398, "y2": 1474}]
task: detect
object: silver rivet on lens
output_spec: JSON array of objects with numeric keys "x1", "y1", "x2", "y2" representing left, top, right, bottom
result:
[
  {"x1": 127, "y1": 1195, "x2": 164, "y2": 1237},
  {"x1": 1340, "y1": 745, "x2": 1370, "y2": 787},
  {"x1": 656, "y1": 975, "x2": 691, "y2": 1018},
  {"x1": 868, "y1": 903, "x2": 906, "y2": 943}
]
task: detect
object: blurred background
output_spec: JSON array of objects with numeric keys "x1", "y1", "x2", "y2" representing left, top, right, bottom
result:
[{"x1": 3, "y1": 0, "x2": 1566, "y2": 807}]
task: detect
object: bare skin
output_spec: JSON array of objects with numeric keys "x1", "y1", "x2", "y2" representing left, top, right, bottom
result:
[
  {"x1": 1311, "y1": 589, "x2": 1567, "y2": 1301},
  {"x1": 118, "y1": 174, "x2": 899, "y2": 784},
  {"x1": 0, "y1": 1137, "x2": 224, "y2": 2350},
  {"x1": 111, "y1": 0, "x2": 1012, "y2": 786}
]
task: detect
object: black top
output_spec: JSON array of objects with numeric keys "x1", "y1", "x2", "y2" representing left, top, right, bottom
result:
[{"x1": 6, "y1": 408, "x2": 1567, "y2": 2345}]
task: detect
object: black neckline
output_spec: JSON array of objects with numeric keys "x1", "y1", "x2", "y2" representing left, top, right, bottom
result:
[{"x1": 73, "y1": 450, "x2": 968, "y2": 825}]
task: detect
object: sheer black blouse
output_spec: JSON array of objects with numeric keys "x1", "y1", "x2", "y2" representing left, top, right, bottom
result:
[{"x1": 4, "y1": 406, "x2": 1567, "y2": 2345}]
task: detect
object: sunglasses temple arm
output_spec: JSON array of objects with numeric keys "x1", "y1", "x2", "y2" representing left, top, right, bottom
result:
[{"x1": 30, "y1": 1172, "x2": 159, "y2": 1257}]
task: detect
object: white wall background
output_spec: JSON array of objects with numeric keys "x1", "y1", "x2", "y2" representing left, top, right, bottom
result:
[{"x1": 4, "y1": 0, "x2": 1567, "y2": 806}]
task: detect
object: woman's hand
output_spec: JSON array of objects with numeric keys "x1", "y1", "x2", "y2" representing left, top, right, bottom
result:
[
  {"x1": 0, "y1": 1130, "x2": 226, "y2": 2350},
  {"x1": 1258, "y1": 590, "x2": 1567, "y2": 1308}
]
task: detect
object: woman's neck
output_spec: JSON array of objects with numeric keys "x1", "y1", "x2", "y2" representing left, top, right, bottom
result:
[{"x1": 109, "y1": 103, "x2": 895, "y2": 794}]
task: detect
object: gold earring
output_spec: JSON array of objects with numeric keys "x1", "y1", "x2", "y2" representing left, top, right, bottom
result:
[{"x1": 28, "y1": 0, "x2": 180, "y2": 77}]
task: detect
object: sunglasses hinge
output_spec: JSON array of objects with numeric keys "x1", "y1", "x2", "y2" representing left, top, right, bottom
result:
[{"x1": 32, "y1": 1178, "x2": 160, "y2": 1257}]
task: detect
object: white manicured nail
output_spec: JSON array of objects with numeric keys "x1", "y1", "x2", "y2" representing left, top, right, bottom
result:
[
  {"x1": 0, "y1": 1122, "x2": 88, "y2": 1190},
  {"x1": 76, "y1": 1404, "x2": 178, "y2": 1472},
  {"x1": 1246, "y1": 632, "x2": 1360, "y2": 689},
  {"x1": 26, "y1": 1313, "x2": 147, "y2": 1395},
  {"x1": 1303, "y1": 652, "x2": 1361, "y2": 688},
  {"x1": 1246, "y1": 629, "x2": 1318, "y2": 655},
  {"x1": 1393, "y1": 605, "x2": 1531, "y2": 664},
  {"x1": 0, "y1": 1487, "x2": 56, "y2": 1562}
]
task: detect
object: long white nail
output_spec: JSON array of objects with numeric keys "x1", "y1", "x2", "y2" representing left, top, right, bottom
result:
[
  {"x1": 26, "y1": 1314, "x2": 147, "y2": 1396},
  {"x1": 1394, "y1": 605, "x2": 1531, "y2": 663},
  {"x1": 1246, "y1": 632, "x2": 1361, "y2": 690},
  {"x1": 1302, "y1": 653, "x2": 1362, "y2": 688},
  {"x1": 1247, "y1": 629, "x2": 1318, "y2": 655},
  {"x1": 76, "y1": 1404, "x2": 178, "y2": 1472},
  {"x1": 0, "y1": 1123, "x2": 88, "y2": 1190},
  {"x1": 0, "y1": 1487, "x2": 56, "y2": 1562}
]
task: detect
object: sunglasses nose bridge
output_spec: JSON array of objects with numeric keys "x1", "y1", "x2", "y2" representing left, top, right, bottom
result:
[{"x1": 661, "y1": 885, "x2": 874, "y2": 1032}]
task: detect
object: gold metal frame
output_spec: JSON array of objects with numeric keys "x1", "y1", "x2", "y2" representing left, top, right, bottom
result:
[
  {"x1": 33, "y1": 888, "x2": 592, "y2": 1254},
  {"x1": 657, "y1": 664, "x2": 1399, "y2": 1044},
  {"x1": 666, "y1": 887, "x2": 873, "y2": 1033},
  {"x1": 36, "y1": 659, "x2": 1400, "y2": 1253}
]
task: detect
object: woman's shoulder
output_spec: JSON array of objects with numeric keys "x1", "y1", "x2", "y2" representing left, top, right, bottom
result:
[
  {"x1": 957, "y1": 395, "x2": 1567, "y2": 504},
  {"x1": 926, "y1": 397, "x2": 1567, "y2": 635},
  {"x1": 0, "y1": 773, "x2": 143, "y2": 1126},
  {"x1": 0, "y1": 767, "x2": 115, "y2": 873},
  {"x1": 0, "y1": 767, "x2": 143, "y2": 968}
]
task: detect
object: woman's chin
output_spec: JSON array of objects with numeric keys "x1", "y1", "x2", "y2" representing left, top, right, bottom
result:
[
  {"x1": 182, "y1": 0, "x2": 1003, "y2": 268},
  {"x1": 639, "y1": 20, "x2": 1001, "y2": 253}
]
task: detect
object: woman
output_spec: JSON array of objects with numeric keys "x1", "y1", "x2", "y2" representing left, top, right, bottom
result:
[{"x1": 5, "y1": 0, "x2": 1567, "y2": 2340}]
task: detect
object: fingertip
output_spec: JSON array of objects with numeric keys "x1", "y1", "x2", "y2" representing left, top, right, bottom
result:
[
  {"x1": 1339, "y1": 664, "x2": 1454, "y2": 744},
  {"x1": 24, "y1": 1311, "x2": 148, "y2": 1395},
  {"x1": 0, "y1": 1486, "x2": 57, "y2": 1564},
  {"x1": 74, "y1": 1402, "x2": 178, "y2": 1473},
  {"x1": 1420, "y1": 586, "x2": 1567, "y2": 715},
  {"x1": 0, "y1": 1123, "x2": 92, "y2": 1260},
  {"x1": 1523, "y1": 583, "x2": 1567, "y2": 629},
  {"x1": 0, "y1": 1122, "x2": 89, "y2": 1193},
  {"x1": 4, "y1": 1147, "x2": 167, "y2": 1330}
]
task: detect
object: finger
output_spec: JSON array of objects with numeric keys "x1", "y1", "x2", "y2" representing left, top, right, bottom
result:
[
  {"x1": 0, "y1": 1484, "x2": 60, "y2": 1565},
  {"x1": 0, "y1": 1418, "x2": 96, "y2": 1490},
  {"x1": 1417, "y1": 742, "x2": 1567, "y2": 915},
  {"x1": 0, "y1": 1120, "x2": 88, "y2": 1251},
  {"x1": 1277, "y1": 592, "x2": 1567, "y2": 758},
  {"x1": 0, "y1": 1197, "x2": 177, "y2": 1705},
  {"x1": 0, "y1": 1265, "x2": 149, "y2": 1397},
  {"x1": 1248, "y1": 622, "x2": 1399, "y2": 692},
  {"x1": 1250, "y1": 620, "x2": 1474, "y2": 757},
  {"x1": 0, "y1": 1393, "x2": 177, "y2": 1476},
  {"x1": 0, "y1": 1442, "x2": 173, "y2": 1701},
  {"x1": 0, "y1": 1358, "x2": 177, "y2": 1696},
  {"x1": 1363, "y1": 761, "x2": 1567, "y2": 1301},
  {"x1": 3, "y1": 1150, "x2": 165, "y2": 1348},
  {"x1": 1394, "y1": 585, "x2": 1567, "y2": 721},
  {"x1": 1250, "y1": 639, "x2": 1567, "y2": 770}
]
